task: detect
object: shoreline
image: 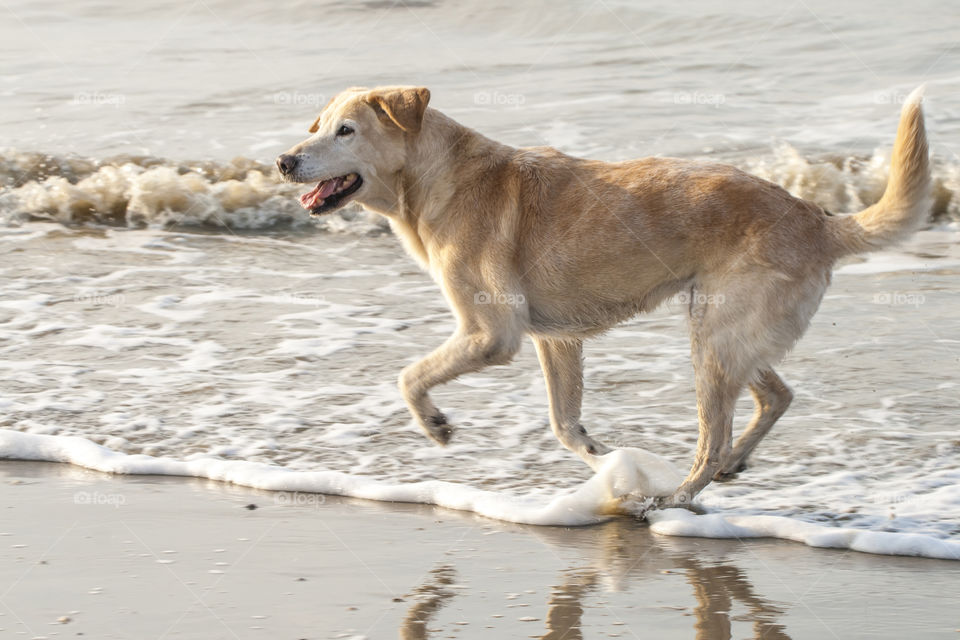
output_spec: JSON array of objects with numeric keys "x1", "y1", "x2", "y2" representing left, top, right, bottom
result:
[
  {"x1": 2, "y1": 460, "x2": 959, "y2": 639},
  {"x1": 3, "y1": 428, "x2": 959, "y2": 562}
]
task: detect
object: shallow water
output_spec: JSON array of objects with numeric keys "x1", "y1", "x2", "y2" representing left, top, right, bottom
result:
[
  {"x1": 1, "y1": 223, "x2": 958, "y2": 556},
  {"x1": 1, "y1": 0, "x2": 959, "y2": 558}
]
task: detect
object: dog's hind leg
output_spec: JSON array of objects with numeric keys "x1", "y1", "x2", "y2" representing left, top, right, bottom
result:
[
  {"x1": 533, "y1": 336, "x2": 613, "y2": 464},
  {"x1": 661, "y1": 350, "x2": 741, "y2": 507},
  {"x1": 658, "y1": 287, "x2": 755, "y2": 508},
  {"x1": 661, "y1": 267, "x2": 825, "y2": 507},
  {"x1": 715, "y1": 368, "x2": 792, "y2": 478}
]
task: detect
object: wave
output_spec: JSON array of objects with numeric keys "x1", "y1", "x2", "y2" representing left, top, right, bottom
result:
[
  {"x1": 742, "y1": 143, "x2": 959, "y2": 220},
  {"x1": 2, "y1": 428, "x2": 957, "y2": 560},
  {"x1": 1, "y1": 146, "x2": 958, "y2": 232},
  {"x1": 0, "y1": 149, "x2": 387, "y2": 233}
]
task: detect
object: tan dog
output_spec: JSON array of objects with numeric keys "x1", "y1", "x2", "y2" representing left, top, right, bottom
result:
[{"x1": 277, "y1": 86, "x2": 930, "y2": 508}]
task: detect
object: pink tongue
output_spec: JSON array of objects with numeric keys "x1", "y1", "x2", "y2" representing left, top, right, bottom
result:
[{"x1": 298, "y1": 178, "x2": 341, "y2": 209}]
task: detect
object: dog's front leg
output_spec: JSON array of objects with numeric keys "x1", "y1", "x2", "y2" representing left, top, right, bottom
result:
[
  {"x1": 399, "y1": 327, "x2": 521, "y2": 445},
  {"x1": 533, "y1": 336, "x2": 613, "y2": 464}
]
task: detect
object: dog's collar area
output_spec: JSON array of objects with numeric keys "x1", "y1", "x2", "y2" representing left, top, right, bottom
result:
[{"x1": 299, "y1": 173, "x2": 363, "y2": 215}]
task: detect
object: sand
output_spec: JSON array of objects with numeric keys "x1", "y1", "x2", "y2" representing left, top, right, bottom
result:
[{"x1": 1, "y1": 461, "x2": 958, "y2": 639}]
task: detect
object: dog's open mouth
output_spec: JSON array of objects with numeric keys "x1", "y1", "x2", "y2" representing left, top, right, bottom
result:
[{"x1": 298, "y1": 173, "x2": 363, "y2": 216}]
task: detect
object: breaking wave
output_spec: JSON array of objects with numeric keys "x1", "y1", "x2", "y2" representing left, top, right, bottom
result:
[
  {"x1": 0, "y1": 150, "x2": 386, "y2": 233},
  {"x1": 1, "y1": 146, "x2": 958, "y2": 232}
]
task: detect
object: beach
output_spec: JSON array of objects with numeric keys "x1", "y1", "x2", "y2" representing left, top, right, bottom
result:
[
  {"x1": 2, "y1": 0, "x2": 960, "y2": 636},
  {"x1": 3, "y1": 461, "x2": 959, "y2": 639}
]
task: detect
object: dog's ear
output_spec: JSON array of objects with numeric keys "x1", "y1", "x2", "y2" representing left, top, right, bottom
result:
[
  {"x1": 308, "y1": 96, "x2": 338, "y2": 134},
  {"x1": 365, "y1": 87, "x2": 431, "y2": 133}
]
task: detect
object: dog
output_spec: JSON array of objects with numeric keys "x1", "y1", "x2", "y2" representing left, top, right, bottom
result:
[{"x1": 277, "y1": 85, "x2": 930, "y2": 509}]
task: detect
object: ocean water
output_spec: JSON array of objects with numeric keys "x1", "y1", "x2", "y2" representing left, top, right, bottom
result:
[{"x1": 1, "y1": 0, "x2": 959, "y2": 559}]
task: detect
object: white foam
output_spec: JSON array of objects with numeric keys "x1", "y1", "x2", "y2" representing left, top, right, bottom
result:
[
  {"x1": 647, "y1": 510, "x2": 960, "y2": 560},
  {"x1": 2, "y1": 429, "x2": 957, "y2": 560},
  {"x1": 0, "y1": 430, "x2": 667, "y2": 526},
  {"x1": 2, "y1": 147, "x2": 956, "y2": 233},
  {"x1": 0, "y1": 151, "x2": 387, "y2": 232}
]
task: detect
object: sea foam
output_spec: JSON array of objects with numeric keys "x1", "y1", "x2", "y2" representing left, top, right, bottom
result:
[
  {"x1": 2, "y1": 429, "x2": 957, "y2": 561},
  {"x1": 2, "y1": 146, "x2": 958, "y2": 231}
]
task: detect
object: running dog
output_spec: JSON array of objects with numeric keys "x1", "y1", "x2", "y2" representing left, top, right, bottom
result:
[{"x1": 277, "y1": 85, "x2": 930, "y2": 508}]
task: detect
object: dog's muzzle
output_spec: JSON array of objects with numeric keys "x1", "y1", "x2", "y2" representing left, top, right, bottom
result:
[{"x1": 277, "y1": 154, "x2": 299, "y2": 177}]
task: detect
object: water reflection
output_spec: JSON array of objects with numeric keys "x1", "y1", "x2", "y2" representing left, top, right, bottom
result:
[
  {"x1": 540, "y1": 568, "x2": 598, "y2": 640},
  {"x1": 679, "y1": 559, "x2": 790, "y2": 640},
  {"x1": 398, "y1": 565, "x2": 457, "y2": 640},
  {"x1": 398, "y1": 519, "x2": 792, "y2": 640}
]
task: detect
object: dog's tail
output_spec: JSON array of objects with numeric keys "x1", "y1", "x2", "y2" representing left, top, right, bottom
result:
[{"x1": 828, "y1": 86, "x2": 932, "y2": 257}]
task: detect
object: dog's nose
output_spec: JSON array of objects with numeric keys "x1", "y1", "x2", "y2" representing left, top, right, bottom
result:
[{"x1": 276, "y1": 154, "x2": 298, "y2": 176}]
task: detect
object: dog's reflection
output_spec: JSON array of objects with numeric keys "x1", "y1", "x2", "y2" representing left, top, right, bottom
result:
[
  {"x1": 540, "y1": 568, "x2": 598, "y2": 640},
  {"x1": 398, "y1": 565, "x2": 457, "y2": 640},
  {"x1": 397, "y1": 520, "x2": 791, "y2": 640},
  {"x1": 680, "y1": 560, "x2": 790, "y2": 640}
]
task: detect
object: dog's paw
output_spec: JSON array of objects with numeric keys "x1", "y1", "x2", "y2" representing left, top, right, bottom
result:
[
  {"x1": 423, "y1": 413, "x2": 453, "y2": 446},
  {"x1": 713, "y1": 461, "x2": 747, "y2": 482},
  {"x1": 651, "y1": 492, "x2": 703, "y2": 513},
  {"x1": 617, "y1": 495, "x2": 657, "y2": 519}
]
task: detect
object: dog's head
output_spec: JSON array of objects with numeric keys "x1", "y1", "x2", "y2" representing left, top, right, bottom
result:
[{"x1": 276, "y1": 85, "x2": 431, "y2": 216}]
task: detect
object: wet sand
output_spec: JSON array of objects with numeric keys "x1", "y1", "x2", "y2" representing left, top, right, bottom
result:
[{"x1": 1, "y1": 461, "x2": 958, "y2": 639}]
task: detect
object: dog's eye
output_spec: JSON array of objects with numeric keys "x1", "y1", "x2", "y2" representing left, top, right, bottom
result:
[{"x1": 336, "y1": 124, "x2": 354, "y2": 137}]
